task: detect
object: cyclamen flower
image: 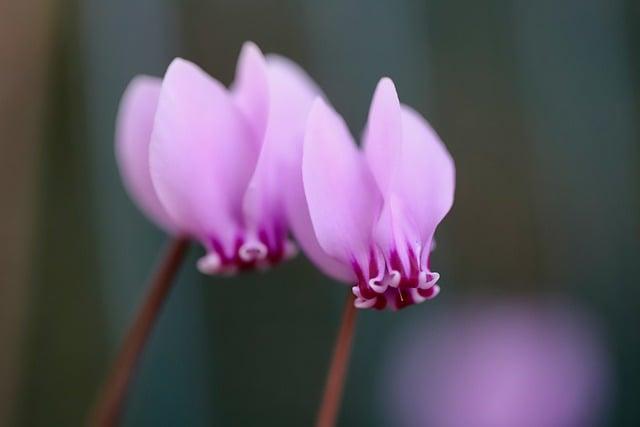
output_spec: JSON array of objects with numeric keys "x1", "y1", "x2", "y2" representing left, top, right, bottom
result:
[
  {"x1": 116, "y1": 42, "x2": 321, "y2": 274},
  {"x1": 286, "y1": 78, "x2": 455, "y2": 310}
]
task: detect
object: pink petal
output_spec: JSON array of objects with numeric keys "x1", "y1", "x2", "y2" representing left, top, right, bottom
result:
[
  {"x1": 149, "y1": 58, "x2": 257, "y2": 253},
  {"x1": 363, "y1": 78, "x2": 416, "y2": 270},
  {"x1": 364, "y1": 79, "x2": 454, "y2": 273},
  {"x1": 115, "y1": 76, "x2": 176, "y2": 233},
  {"x1": 363, "y1": 77, "x2": 403, "y2": 195},
  {"x1": 263, "y1": 59, "x2": 351, "y2": 281},
  {"x1": 285, "y1": 172, "x2": 354, "y2": 282},
  {"x1": 230, "y1": 41, "x2": 269, "y2": 144},
  {"x1": 242, "y1": 53, "x2": 323, "y2": 242},
  {"x1": 264, "y1": 54, "x2": 324, "y2": 168},
  {"x1": 302, "y1": 98, "x2": 382, "y2": 266},
  {"x1": 396, "y1": 105, "x2": 455, "y2": 245},
  {"x1": 373, "y1": 194, "x2": 420, "y2": 272}
]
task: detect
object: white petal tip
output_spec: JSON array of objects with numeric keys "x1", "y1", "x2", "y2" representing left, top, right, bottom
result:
[
  {"x1": 239, "y1": 241, "x2": 268, "y2": 262},
  {"x1": 368, "y1": 276, "x2": 388, "y2": 293},
  {"x1": 355, "y1": 298, "x2": 377, "y2": 309},
  {"x1": 418, "y1": 271, "x2": 440, "y2": 289},
  {"x1": 388, "y1": 270, "x2": 401, "y2": 288},
  {"x1": 410, "y1": 288, "x2": 427, "y2": 304},
  {"x1": 197, "y1": 252, "x2": 222, "y2": 275},
  {"x1": 428, "y1": 285, "x2": 441, "y2": 299}
]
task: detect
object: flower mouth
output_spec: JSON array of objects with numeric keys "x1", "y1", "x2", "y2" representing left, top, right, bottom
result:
[
  {"x1": 353, "y1": 283, "x2": 440, "y2": 310},
  {"x1": 239, "y1": 241, "x2": 268, "y2": 262},
  {"x1": 197, "y1": 234, "x2": 297, "y2": 275},
  {"x1": 351, "y1": 248, "x2": 441, "y2": 310}
]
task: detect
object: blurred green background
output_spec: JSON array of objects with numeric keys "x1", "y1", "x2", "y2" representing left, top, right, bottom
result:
[{"x1": 1, "y1": 0, "x2": 639, "y2": 425}]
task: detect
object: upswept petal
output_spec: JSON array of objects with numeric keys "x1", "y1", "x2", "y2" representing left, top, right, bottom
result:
[
  {"x1": 362, "y1": 78, "x2": 413, "y2": 270},
  {"x1": 395, "y1": 105, "x2": 455, "y2": 246},
  {"x1": 149, "y1": 58, "x2": 257, "y2": 254},
  {"x1": 366, "y1": 79, "x2": 454, "y2": 274},
  {"x1": 115, "y1": 76, "x2": 176, "y2": 232},
  {"x1": 363, "y1": 77, "x2": 403, "y2": 195},
  {"x1": 242, "y1": 53, "x2": 322, "y2": 248},
  {"x1": 230, "y1": 41, "x2": 269, "y2": 143},
  {"x1": 302, "y1": 98, "x2": 382, "y2": 266}
]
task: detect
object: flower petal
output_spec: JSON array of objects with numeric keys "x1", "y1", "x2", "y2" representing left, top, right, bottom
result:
[
  {"x1": 115, "y1": 76, "x2": 176, "y2": 233},
  {"x1": 365, "y1": 79, "x2": 454, "y2": 274},
  {"x1": 242, "y1": 53, "x2": 323, "y2": 245},
  {"x1": 302, "y1": 98, "x2": 382, "y2": 265},
  {"x1": 230, "y1": 41, "x2": 269, "y2": 143},
  {"x1": 266, "y1": 59, "x2": 352, "y2": 281},
  {"x1": 363, "y1": 77, "x2": 403, "y2": 195},
  {"x1": 285, "y1": 171, "x2": 354, "y2": 282},
  {"x1": 149, "y1": 58, "x2": 257, "y2": 252},
  {"x1": 396, "y1": 105, "x2": 455, "y2": 244},
  {"x1": 264, "y1": 54, "x2": 323, "y2": 168},
  {"x1": 364, "y1": 79, "x2": 418, "y2": 272}
]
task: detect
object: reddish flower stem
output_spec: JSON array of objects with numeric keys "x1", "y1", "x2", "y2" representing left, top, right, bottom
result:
[
  {"x1": 315, "y1": 293, "x2": 358, "y2": 427},
  {"x1": 88, "y1": 236, "x2": 189, "y2": 427}
]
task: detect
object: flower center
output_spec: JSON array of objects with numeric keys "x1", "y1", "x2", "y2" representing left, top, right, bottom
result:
[
  {"x1": 197, "y1": 230, "x2": 296, "y2": 275},
  {"x1": 351, "y1": 246, "x2": 440, "y2": 310}
]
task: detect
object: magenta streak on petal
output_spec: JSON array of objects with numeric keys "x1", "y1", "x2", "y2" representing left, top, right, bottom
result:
[
  {"x1": 259, "y1": 227, "x2": 287, "y2": 265},
  {"x1": 353, "y1": 260, "x2": 377, "y2": 301},
  {"x1": 368, "y1": 248, "x2": 380, "y2": 280},
  {"x1": 373, "y1": 294, "x2": 387, "y2": 310},
  {"x1": 407, "y1": 246, "x2": 421, "y2": 281},
  {"x1": 388, "y1": 250, "x2": 405, "y2": 280},
  {"x1": 209, "y1": 238, "x2": 231, "y2": 265}
]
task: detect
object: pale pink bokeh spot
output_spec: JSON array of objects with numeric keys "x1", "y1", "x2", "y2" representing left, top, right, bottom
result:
[{"x1": 382, "y1": 299, "x2": 612, "y2": 426}]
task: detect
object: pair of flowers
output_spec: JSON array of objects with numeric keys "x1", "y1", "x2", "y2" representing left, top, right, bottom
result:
[{"x1": 116, "y1": 42, "x2": 455, "y2": 310}]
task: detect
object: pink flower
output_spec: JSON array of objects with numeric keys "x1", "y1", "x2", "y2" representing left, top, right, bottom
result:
[
  {"x1": 115, "y1": 42, "x2": 321, "y2": 274},
  {"x1": 286, "y1": 78, "x2": 455, "y2": 310}
]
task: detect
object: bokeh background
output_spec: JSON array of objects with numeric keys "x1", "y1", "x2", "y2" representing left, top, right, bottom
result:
[{"x1": 1, "y1": 0, "x2": 639, "y2": 425}]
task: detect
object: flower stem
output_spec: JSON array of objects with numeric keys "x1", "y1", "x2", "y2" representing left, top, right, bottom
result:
[
  {"x1": 88, "y1": 236, "x2": 189, "y2": 427},
  {"x1": 315, "y1": 293, "x2": 358, "y2": 427}
]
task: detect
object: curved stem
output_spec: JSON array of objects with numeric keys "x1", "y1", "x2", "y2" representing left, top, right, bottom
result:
[
  {"x1": 88, "y1": 236, "x2": 189, "y2": 426},
  {"x1": 315, "y1": 293, "x2": 358, "y2": 427}
]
